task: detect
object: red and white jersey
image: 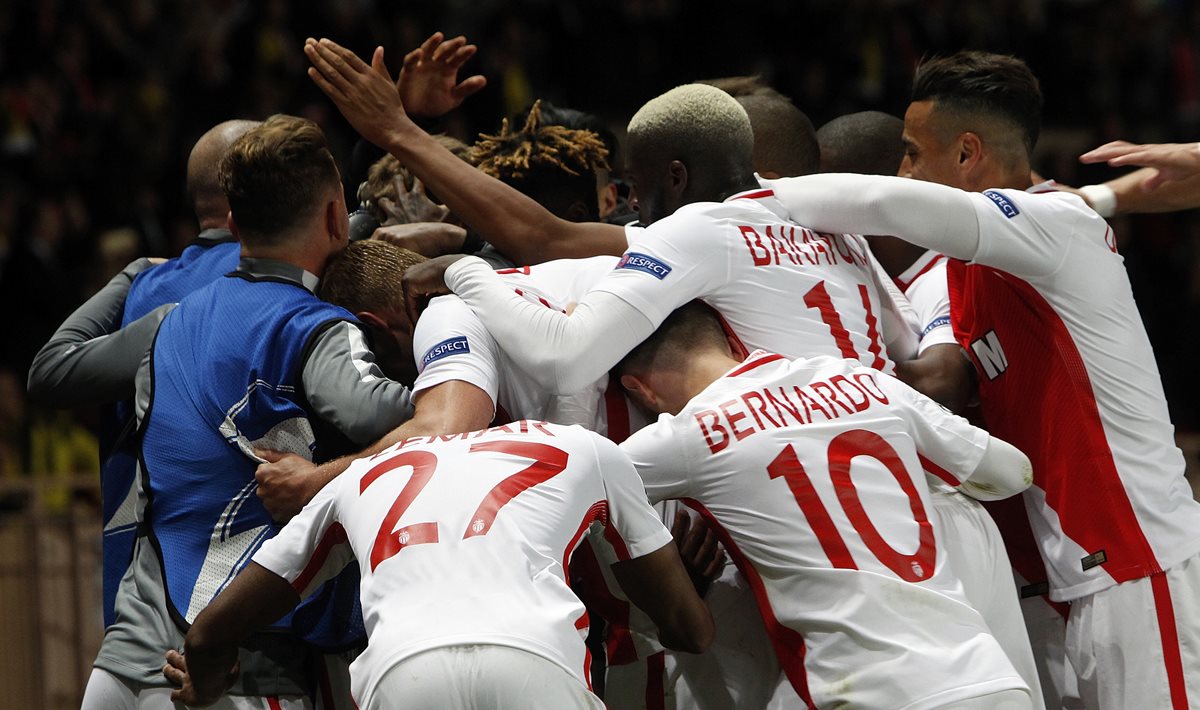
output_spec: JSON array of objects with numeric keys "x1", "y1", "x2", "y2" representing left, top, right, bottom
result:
[
  {"x1": 615, "y1": 189, "x2": 894, "y2": 369},
  {"x1": 896, "y1": 250, "x2": 956, "y2": 355},
  {"x1": 619, "y1": 352, "x2": 1025, "y2": 708},
  {"x1": 252, "y1": 422, "x2": 672, "y2": 709},
  {"x1": 412, "y1": 255, "x2": 642, "y2": 437},
  {"x1": 946, "y1": 182, "x2": 1200, "y2": 601}
]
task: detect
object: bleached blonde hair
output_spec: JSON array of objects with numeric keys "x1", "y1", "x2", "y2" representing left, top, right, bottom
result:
[{"x1": 626, "y1": 84, "x2": 754, "y2": 159}]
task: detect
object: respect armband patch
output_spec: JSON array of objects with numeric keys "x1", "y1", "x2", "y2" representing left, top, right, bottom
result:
[
  {"x1": 983, "y1": 190, "x2": 1020, "y2": 219},
  {"x1": 616, "y1": 252, "x2": 673, "y2": 280},
  {"x1": 422, "y1": 336, "x2": 470, "y2": 367},
  {"x1": 921, "y1": 315, "x2": 951, "y2": 337}
]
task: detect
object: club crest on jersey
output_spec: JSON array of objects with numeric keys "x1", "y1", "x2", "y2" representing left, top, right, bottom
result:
[
  {"x1": 422, "y1": 336, "x2": 470, "y2": 367},
  {"x1": 983, "y1": 190, "x2": 1020, "y2": 219},
  {"x1": 616, "y1": 252, "x2": 672, "y2": 280}
]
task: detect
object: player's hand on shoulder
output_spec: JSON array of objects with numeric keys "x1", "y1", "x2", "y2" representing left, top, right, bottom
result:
[
  {"x1": 671, "y1": 510, "x2": 726, "y2": 598},
  {"x1": 401, "y1": 253, "x2": 467, "y2": 324},
  {"x1": 163, "y1": 649, "x2": 238, "y2": 707},
  {"x1": 254, "y1": 450, "x2": 324, "y2": 523}
]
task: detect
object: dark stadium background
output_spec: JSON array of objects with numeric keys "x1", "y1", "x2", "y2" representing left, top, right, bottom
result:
[{"x1": 0, "y1": 1, "x2": 1197, "y2": 706}]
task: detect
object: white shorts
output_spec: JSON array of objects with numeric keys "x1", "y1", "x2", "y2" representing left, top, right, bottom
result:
[
  {"x1": 1066, "y1": 552, "x2": 1200, "y2": 710},
  {"x1": 1013, "y1": 570, "x2": 1083, "y2": 710},
  {"x1": 369, "y1": 645, "x2": 604, "y2": 710},
  {"x1": 931, "y1": 491, "x2": 1045, "y2": 710},
  {"x1": 81, "y1": 667, "x2": 312, "y2": 710}
]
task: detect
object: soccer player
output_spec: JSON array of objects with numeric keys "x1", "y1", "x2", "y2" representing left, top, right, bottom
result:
[
  {"x1": 71, "y1": 116, "x2": 417, "y2": 710},
  {"x1": 302, "y1": 39, "x2": 908, "y2": 399},
  {"x1": 162, "y1": 422, "x2": 713, "y2": 710},
  {"x1": 766, "y1": 51, "x2": 1200, "y2": 710},
  {"x1": 815, "y1": 109, "x2": 1046, "y2": 708},
  {"x1": 27, "y1": 119, "x2": 256, "y2": 629},
  {"x1": 615, "y1": 302, "x2": 1034, "y2": 709}
]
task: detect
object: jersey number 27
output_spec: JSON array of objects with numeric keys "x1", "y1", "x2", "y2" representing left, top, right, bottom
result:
[{"x1": 360, "y1": 441, "x2": 568, "y2": 571}]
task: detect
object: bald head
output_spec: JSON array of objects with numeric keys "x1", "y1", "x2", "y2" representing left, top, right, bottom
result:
[
  {"x1": 817, "y1": 111, "x2": 905, "y2": 176},
  {"x1": 187, "y1": 120, "x2": 260, "y2": 229}
]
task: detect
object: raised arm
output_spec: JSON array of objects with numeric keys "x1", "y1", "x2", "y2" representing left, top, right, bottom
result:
[
  {"x1": 304, "y1": 37, "x2": 626, "y2": 264},
  {"x1": 766, "y1": 174, "x2": 983, "y2": 260}
]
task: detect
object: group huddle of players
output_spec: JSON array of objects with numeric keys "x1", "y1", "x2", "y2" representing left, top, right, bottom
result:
[{"x1": 28, "y1": 30, "x2": 1200, "y2": 710}]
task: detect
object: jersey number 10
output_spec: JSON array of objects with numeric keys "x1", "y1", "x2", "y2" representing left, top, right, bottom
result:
[
  {"x1": 768, "y1": 429, "x2": 936, "y2": 582},
  {"x1": 360, "y1": 441, "x2": 568, "y2": 571}
]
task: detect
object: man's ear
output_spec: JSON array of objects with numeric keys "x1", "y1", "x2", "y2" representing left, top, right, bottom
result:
[
  {"x1": 619, "y1": 372, "x2": 660, "y2": 415},
  {"x1": 326, "y1": 197, "x2": 348, "y2": 245},
  {"x1": 227, "y1": 213, "x2": 240, "y2": 240},
  {"x1": 355, "y1": 311, "x2": 389, "y2": 331},
  {"x1": 957, "y1": 132, "x2": 984, "y2": 170},
  {"x1": 668, "y1": 160, "x2": 689, "y2": 198},
  {"x1": 598, "y1": 182, "x2": 619, "y2": 219}
]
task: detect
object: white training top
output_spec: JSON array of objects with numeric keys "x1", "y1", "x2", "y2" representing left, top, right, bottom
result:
[
  {"x1": 619, "y1": 352, "x2": 1026, "y2": 709},
  {"x1": 769, "y1": 173, "x2": 1200, "y2": 601},
  {"x1": 895, "y1": 250, "x2": 957, "y2": 355},
  {"x1": 443, "y1": 188, "x2": 895, "y2": 396},
  {"x1": 252, "y1": 422, "x2": 672, "y2": 709},
  {"x1": 412, "y1": 255, "x2": 642, "y2": 437}
]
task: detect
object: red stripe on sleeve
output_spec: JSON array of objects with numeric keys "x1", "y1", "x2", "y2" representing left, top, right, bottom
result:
[
  {"x1": 291, "y1": 523, "x2": 348, "y2": 595},
  {"x1": 918, "y1": 453, "x2": 962, "y2": 487}
]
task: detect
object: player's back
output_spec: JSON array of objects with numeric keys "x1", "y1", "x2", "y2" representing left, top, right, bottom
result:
[
  {"x1": 612, "y1": 190, "x2": 893, "y2": 370},
  {"x1": 325, "y1": 421, "x2": 664, "y2": 707},
  {"x1": 621, "y1": 353, "x2": 1026, "y2": 708}
]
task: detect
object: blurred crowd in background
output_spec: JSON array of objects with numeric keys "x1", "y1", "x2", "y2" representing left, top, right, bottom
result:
[{"x1": 2, "y1": 0, "x2": 1199, "y2": 486}]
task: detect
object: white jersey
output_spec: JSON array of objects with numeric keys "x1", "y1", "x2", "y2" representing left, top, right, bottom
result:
[
  {"x1": 412, "y1": 255, "x2": 642, "y2": 437},
  {"x1": 614, "y1": 189, "x2": 893, "y2": 369},
  {"x1": 896, "y1": 250, "x2": 956, "y2": 354},
  {"x1": 945, "y1": 182, "x2": 1200, "y2": 600},
  {"x1": 619, "y1": 352, "x2": 1026, "y2": 708},
  {"x1": 252, "y1": 422, "x2": 672, "y2": 710}
]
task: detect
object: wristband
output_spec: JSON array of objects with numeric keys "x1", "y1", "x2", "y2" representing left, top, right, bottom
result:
[{"x1": 1078, "y1": 183, "x2": 1117, "y2": 218}]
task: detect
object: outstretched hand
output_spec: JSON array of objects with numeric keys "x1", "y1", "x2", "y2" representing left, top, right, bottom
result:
[
  {"x1": 399, "y1": 32, "x2": 487, "y2": 119},
  {"x1": 401, "y1": 254, "x2": 468, "y2": 325},
  {"x1": 1080, "y1": 140, "x2": 1200, "y2": 191},
  {"x1": 163, "y1": 649, "x2": 239, "y2": 707},
  {"x1": 304, "y1": 38, "x2": 410, "y2": 149}
]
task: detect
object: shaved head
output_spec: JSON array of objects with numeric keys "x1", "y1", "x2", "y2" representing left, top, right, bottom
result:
[
  {"x1": 187, "y1": 120, "x2": 260, "y2": 228},
  {"x1": 817, "y1": 111, "x2": 905, "y2": 176},
  {"x1": 699, "y1": 76, "x2": 819, "y2": 177}
]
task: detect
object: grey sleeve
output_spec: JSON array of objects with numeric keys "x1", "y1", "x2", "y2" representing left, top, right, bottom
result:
[
  {"x1": 301, "y1": 321, "x2": 416, "y2": 446},
  {"x1": 27, "y1": 258, "x2": 170, "y2": 406}
]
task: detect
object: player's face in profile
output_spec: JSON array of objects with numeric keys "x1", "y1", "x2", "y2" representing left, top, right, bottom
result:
[
  {"x1": 900, "y1": 101, "x2": 965, "y2": 190},
  {"x1": 625, "y1": 151, "x2": 669, "y2": 225}
]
